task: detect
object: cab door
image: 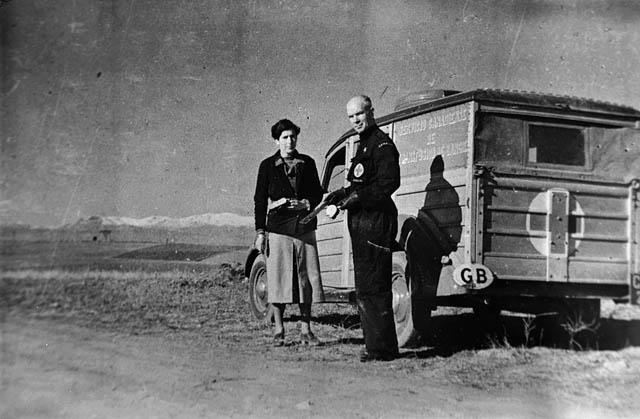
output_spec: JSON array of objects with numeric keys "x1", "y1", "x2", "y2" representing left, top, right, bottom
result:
[{"x1": 315, "y1": 139, "x2": 355, "y2": 288}]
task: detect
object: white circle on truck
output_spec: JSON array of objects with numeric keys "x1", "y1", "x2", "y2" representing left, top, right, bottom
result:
[{"x1": 525, "y1": 190, "x2": 584, "y2": 256}]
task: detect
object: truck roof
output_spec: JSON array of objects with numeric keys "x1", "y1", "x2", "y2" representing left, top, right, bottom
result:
[{"x1": 326, "y1": 89, "x2": 640, "y2": 158}]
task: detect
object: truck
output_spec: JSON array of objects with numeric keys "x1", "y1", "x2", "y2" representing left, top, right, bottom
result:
[{"x1": 246, "y1": 88, "x2": 640, "y2": 347}]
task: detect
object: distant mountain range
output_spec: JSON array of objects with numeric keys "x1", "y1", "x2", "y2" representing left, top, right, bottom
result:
[
  {"x1": 76, "y1": 212, "x2": 253, "y2": 229},
  {"x1": 1, "y1": 213, "x2": 255, "y2": 246}
]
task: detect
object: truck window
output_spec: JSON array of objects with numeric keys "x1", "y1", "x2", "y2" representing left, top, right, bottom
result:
[
  {"x1": 528, "y1": 124, "x2": 586, "y2": 166},
  {"x1": 475, "y1": 114, "x2": 524, "y2": 165},
  {"x1": 323, "y1": 147, "x2": 346, "y2": 191}
]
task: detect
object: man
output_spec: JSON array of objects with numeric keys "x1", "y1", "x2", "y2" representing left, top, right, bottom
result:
[{"x1": 325, "y1": 95, "x2": 400, "y2": 362}]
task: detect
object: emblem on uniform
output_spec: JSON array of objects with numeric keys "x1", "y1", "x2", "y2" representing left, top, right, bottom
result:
[{"x1": 354, "y1": 163, "x2": 365, "y2": 178}]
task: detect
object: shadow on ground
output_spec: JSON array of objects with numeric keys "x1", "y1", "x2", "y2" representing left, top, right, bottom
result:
[{"x1": 311, "y1": 311, "x2": 640, "y2": 355}]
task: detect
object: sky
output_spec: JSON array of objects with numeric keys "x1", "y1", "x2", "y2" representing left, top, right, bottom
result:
[{"x1": 2, "y1": 0, "x2": 640, "y2": 227}]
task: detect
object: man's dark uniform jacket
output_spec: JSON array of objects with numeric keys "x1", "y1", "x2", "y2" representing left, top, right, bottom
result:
[{"x1": 345, "y1": 125, "x2": 401, "y2": 358}]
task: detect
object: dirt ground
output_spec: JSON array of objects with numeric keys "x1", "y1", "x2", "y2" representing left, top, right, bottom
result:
[{"x1": 2, "y1": 242, "x2": 640, "y2": 419}]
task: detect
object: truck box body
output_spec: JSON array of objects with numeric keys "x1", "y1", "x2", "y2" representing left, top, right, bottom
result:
[{"x1": 316, "y1": 90, "x2": 640, "y2": 307}]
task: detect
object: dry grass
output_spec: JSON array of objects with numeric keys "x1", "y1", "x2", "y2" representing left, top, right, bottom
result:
[
  {"x1": 2, "y1": 240, "x2": 638, "y2": 354},
  {"x1": 1, "y1": 264, "x2": 247, "y2": 333},
  {"x1": 561, "y1": 312, "x2": 601, "y2": 350}
]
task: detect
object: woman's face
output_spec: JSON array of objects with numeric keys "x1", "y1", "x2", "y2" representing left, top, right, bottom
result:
[{"x1": 276, "y1": 129, "x2": 297, "y2": 157}]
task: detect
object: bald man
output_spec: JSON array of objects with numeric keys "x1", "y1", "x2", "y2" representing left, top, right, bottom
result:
[{"x1": 326, "y1": 95, "x2": 400, "y2": 362}]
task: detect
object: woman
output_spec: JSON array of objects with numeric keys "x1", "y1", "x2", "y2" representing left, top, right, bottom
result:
[{"x1": 253, "y1": 118, "x2": 325, "y2": 346}]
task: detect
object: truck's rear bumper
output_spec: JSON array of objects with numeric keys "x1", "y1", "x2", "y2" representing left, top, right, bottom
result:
[{"x1": 463, "y1": 279, "x2": 631, "y2": 303}]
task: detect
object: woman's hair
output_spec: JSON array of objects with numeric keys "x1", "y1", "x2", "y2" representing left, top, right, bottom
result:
[{"x1": 271, "y1": 119, "x2": 300, "y2": 139}]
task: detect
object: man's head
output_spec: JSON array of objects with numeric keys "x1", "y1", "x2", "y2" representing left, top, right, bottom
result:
[{"x1": 346, "y1": 95, "x2": 375, "y2": 134}]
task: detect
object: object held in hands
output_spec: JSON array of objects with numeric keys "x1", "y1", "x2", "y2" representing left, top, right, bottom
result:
[
  {"x1": 300, "y1": 188, "x2": 350, "y2": 224},
  {"x1": 299, "y1": 200, "x2": 329, "y2": 224},
  {"x1": 324, "y1": 187, "x2": 348, "y2": 205},
  {"x1": 267, "y1": 198, "x2": 289, "y2": 211},
  {"x1": 325, "y1": 204, "x2": 339, "y2": 219}
]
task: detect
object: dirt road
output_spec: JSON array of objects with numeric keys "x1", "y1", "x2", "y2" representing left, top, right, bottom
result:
[{"x1": 3, "y1": 311, "x2": 639, "y2": 419}]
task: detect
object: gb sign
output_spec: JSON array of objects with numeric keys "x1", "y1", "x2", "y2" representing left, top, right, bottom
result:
[{"x1": 453, "y1": 264, "x2": 495, "y2": 289}]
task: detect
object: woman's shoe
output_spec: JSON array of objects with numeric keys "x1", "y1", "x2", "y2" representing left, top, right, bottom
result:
[
  {"x1": 300, "y1": 331, "x2": 320, "y2": 346},
  {"x1": 273, "y1": 331, "x2": 285, "y2": 346}
]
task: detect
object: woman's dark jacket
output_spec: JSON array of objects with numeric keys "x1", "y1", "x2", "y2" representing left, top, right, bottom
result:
[{"x1": 254, "y1": 150, "x2": 324, "y2": 236}]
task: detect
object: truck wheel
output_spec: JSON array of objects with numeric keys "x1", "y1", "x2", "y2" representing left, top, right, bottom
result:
[
  {"x1": 392, "y1": 260, "x2": 429, "y2": 348},
  {"x1": 248, "y1": 254, "x2": 273, "y2": 321}
]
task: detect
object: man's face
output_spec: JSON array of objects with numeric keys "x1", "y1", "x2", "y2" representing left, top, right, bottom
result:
[
  {"x1": 346, "y1": 98, "x2": 374, "y2": 134},
  {"x1": 276, "y1": 129, "x2": 297, "y2": 157}
]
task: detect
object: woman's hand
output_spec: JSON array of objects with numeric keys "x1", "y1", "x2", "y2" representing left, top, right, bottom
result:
[
  {"x1": 287, "y1": 199, "x2": 310, "y2": 211},
  {"x1": 254, "y1": 232, "x2": 266, "y2": 253}
]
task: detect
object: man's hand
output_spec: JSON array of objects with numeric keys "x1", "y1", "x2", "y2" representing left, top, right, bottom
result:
[
  {"x1": 338, "y1": 192, "x2": 360, "y2": 210},
  {"x1": 254, "y1": 232, "x2": 266, "y2": 254},
  {"x1": 325, "y1": 188, "x2": 347, "y2": 205}
]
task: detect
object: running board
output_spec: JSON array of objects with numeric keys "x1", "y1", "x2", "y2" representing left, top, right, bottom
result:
[{"x1": 322, "y1": 287, "x2": 356, "y2": 303}]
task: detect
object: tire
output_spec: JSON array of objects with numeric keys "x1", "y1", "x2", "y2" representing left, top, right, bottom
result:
[
  {"x1": 248, "y1": 254, "x2": 273, "y2": 321},
  {"x1": 391, "y1": 256, "x2": 430, "y2": 348}
]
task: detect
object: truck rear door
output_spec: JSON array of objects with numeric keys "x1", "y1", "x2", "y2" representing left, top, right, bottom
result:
[{"x1": 479, "y1": 122, "x2": 639, "y2": 295}]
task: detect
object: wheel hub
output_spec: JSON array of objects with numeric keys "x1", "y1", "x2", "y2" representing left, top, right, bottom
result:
[
  {"x1": 392, "y1": 287, "x2": 400, "y2": 313},
  {"x1": 392, "y1": 273, "x2": 409, "y2": 318},
  {"x1": 256, "y1": 276, "x2": 267, "y2": 300}
]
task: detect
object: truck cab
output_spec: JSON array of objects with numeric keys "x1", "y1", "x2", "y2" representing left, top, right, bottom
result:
[{"x1": 248, "y1": 89, "x2": 640, "y2": 347}]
